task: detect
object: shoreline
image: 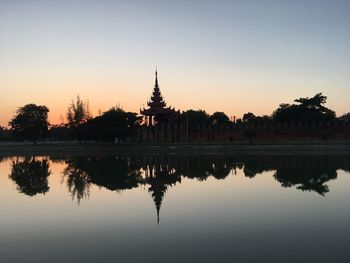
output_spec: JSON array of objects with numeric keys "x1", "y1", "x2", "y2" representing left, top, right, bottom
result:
[{"x1": 1, "y1": 142, "x2": 350, "y2": 156}]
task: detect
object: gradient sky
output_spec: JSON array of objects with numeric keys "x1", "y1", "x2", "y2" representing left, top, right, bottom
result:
[{"x1": 0, "y1": 0, "x2": 349, "y2": 126}]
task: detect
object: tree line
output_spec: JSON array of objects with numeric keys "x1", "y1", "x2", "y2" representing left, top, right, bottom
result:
[{"x1": 1, "y1": 93, "x2": 350, "y2": 142}]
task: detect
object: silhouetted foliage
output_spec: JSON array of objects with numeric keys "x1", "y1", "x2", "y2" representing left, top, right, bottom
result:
[
  {"x1": 82, "y1": 108, "x2": 141, "y2": 142},
  {"x1": 9, "y1": 157, "x2": 51, "y2": 196},
  {"x1": 180, "y1": 110, "x2": 209, "y2": 127},
  {"x1": 0, "y1": 126, "x2": 5, "y2": 141},
  {"x1": 209, "y1": 112, "x2": 230, "y2": 126},
  {"x1": 242, "y1": 113, "x2": 271, "y2": 124},
  {"x1": 9, "y1": 104, "x2": 49, "y2": 142},
  {"x1": 0, "y1": 126, "x2": 12, "y2": 141},
  {"x1": 48, "y1": 125, "x2": 70, "y2": 141},
  {"x1": 272, "y1": 93, "x2": 336, "y2": 123},
  {"x1": 243, "y1": 112, "x2": 256, "y2": 123},
  {"x1": 339, "y1": 113, "x2": 350, "y2": 123},
  {"x1": 66, "y1": 96, "x2": 92, "y2": 141},
  {"x1": 67, "y1": 95, "x2": 92, "y2": 127}
]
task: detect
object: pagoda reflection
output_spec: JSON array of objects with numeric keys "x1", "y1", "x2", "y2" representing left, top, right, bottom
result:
[
  {"x1": 143, "y1": 163, "x2": 181, "y2": 223},
  {"x1": 3, "y1": 154, "x2": 337, "y2": 222},
  {"x1": 57, "y1": 155, "x2": 350, "y2": 219}
]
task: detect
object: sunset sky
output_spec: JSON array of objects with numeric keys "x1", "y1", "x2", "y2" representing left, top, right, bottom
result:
[{"x1": 1, "y1": 0, "x2": 349, "y2": 126}]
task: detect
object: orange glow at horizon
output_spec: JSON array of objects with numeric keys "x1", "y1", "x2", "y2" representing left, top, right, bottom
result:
[{"x1": 1, "y1": 67, "x2": 349, "y2": 127}]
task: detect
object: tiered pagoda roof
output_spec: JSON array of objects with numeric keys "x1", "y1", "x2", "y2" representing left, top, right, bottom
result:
[{"x1": 140, "y1": 70, "x2": 179, "y2": 116}]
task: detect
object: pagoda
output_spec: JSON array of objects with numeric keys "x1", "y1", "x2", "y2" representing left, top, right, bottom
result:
[{"x1": 140, "y1": 70, "x2": 179, "y2": 126}]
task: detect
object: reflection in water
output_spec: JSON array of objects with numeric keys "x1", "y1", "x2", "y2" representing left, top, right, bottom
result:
[
  {"x1": 0, "y1": 156, "x2": 7, "y2": 163},
  {"x1": 8, "y1": 154, "x2": 350, "y2": 221},
  {"x1": 3, "y1": 154, "x2": 350, "y2": 263},
  {"x1": 145, "y1": 162, "x2": 181, "y2": 223},
  {"x1": 9, "y1": 157, "x2": 51, "y2": 196},
  {"x1": 63, "y1": 158, "x2": 91, "y2": 203},
  {"x1": 242, "y1": 156, "x2": 349, "y2": 195},
  {"x1": 63, "y1": 156, "x2": 142, "y2": 203},
  {"x1": 273, "y1": 158, "x2": 337, "y2": 195}
]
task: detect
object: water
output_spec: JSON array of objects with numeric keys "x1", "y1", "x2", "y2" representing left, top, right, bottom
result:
[{"x1": 0, "y1": 154, "x2": 349, "y2": 262}]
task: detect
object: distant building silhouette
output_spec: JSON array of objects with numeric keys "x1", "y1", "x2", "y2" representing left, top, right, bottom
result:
[{"x1": 140, "y1": 70, "x2": 179, "y2": 126}]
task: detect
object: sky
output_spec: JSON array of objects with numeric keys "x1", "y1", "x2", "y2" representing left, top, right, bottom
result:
[{"x1": 0, "y1": 0, "x2": 349, "y2": 126}]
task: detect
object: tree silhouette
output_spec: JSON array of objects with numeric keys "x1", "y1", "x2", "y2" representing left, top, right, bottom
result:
[
  {"x1": 294, "y1": 93, "x2": 328, "y2": 108},
  {"x1": 9, "y1": 157, "x2": 51, "y2": 196},
  {"x1": 242, "y1": 112, "x2": 256, "y2": 123},
  {"x1": 339, "y1": 113, "x2": 350, "y2": 123},
  {"x1": 0, "y1": 126, "x2": 11, "y2": 141},
  {"x1": 67, "y1": 95, "x2": 92, "y2": 127},
  {"x1": 0, "y1": 126, "x2": 5, "y2": 141},
  {"x1": 272, "y1": 93, "x2": 336, "y2": 123},
  {"x1": 9, "y1": 104, "x2": 49, "y2": 142},
  {"x1": 82, "y1": 107, "x2": 141, "y2": 142},
  {"x1": 180, "y1": 110, "x2": 209, "y2": 127},
  {"x1": 209, "y1": 112, "x2": 230, "y2": 126},
  {"x1": 242, "y1": 113, "x2": 271, "y2": 124},
  {"x1": 66, "y1": 95, "x2": 92, "y2": 141}
]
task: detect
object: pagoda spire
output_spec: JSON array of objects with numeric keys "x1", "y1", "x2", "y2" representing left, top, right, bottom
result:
[
  {"x1": 155, "y1": 67, "x2": 158, "y2": 88},
  {"x1": 157, "y1": 206, "x2": 160, "y2": 224},
  {"x1": 147, "y1": 68, "x2": 165, "y2": 108},
  {"x1": 140, "y1": 68, "x2": 180, "y2": 126}
]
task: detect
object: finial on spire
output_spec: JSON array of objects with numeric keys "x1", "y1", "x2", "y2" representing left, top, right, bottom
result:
[{"x1": 155, "y1": 67, "x2": 158, "y2": 87}]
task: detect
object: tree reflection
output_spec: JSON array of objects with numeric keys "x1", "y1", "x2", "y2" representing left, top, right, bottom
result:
[
  {"x1": 167, "y1": 155, "x2": 235, "y2": 181},
  {"x1": 6, "y1": 153, "x2": 349, "y2": 223},
  {"x1": 63, "y1": 156, "x2": 142, "y2": 203},
  {"x1": 9, "y1": 157, "x2": 51, "y2": 196},
  {"x1": 63, "y1": 158, "x2": 91, "y2": 203},
  {"x1": 60, "y1": 154, "x2": 349, "y2": 211},
  {"x1": 0, "y1": 156, "x2": 9, "y2": 163},
  {"x1": 272, "y1": 157, "x2": 338, "y2": 196},
  {"x1": 209, "y1": 157, "x2": 236, "y2": 179},
  {"x1": 240, "y1": 155, "x2": 346, "y2": 196}
]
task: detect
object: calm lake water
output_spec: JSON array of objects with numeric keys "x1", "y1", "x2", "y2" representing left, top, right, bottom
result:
[{"x1": 0, "y1": 154, "x2": 349, "y2": 262}]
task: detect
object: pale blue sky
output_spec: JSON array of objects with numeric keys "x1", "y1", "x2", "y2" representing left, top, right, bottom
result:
[{"x1": 0, "y1": 0, "x2": 349, "y2": 125}]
